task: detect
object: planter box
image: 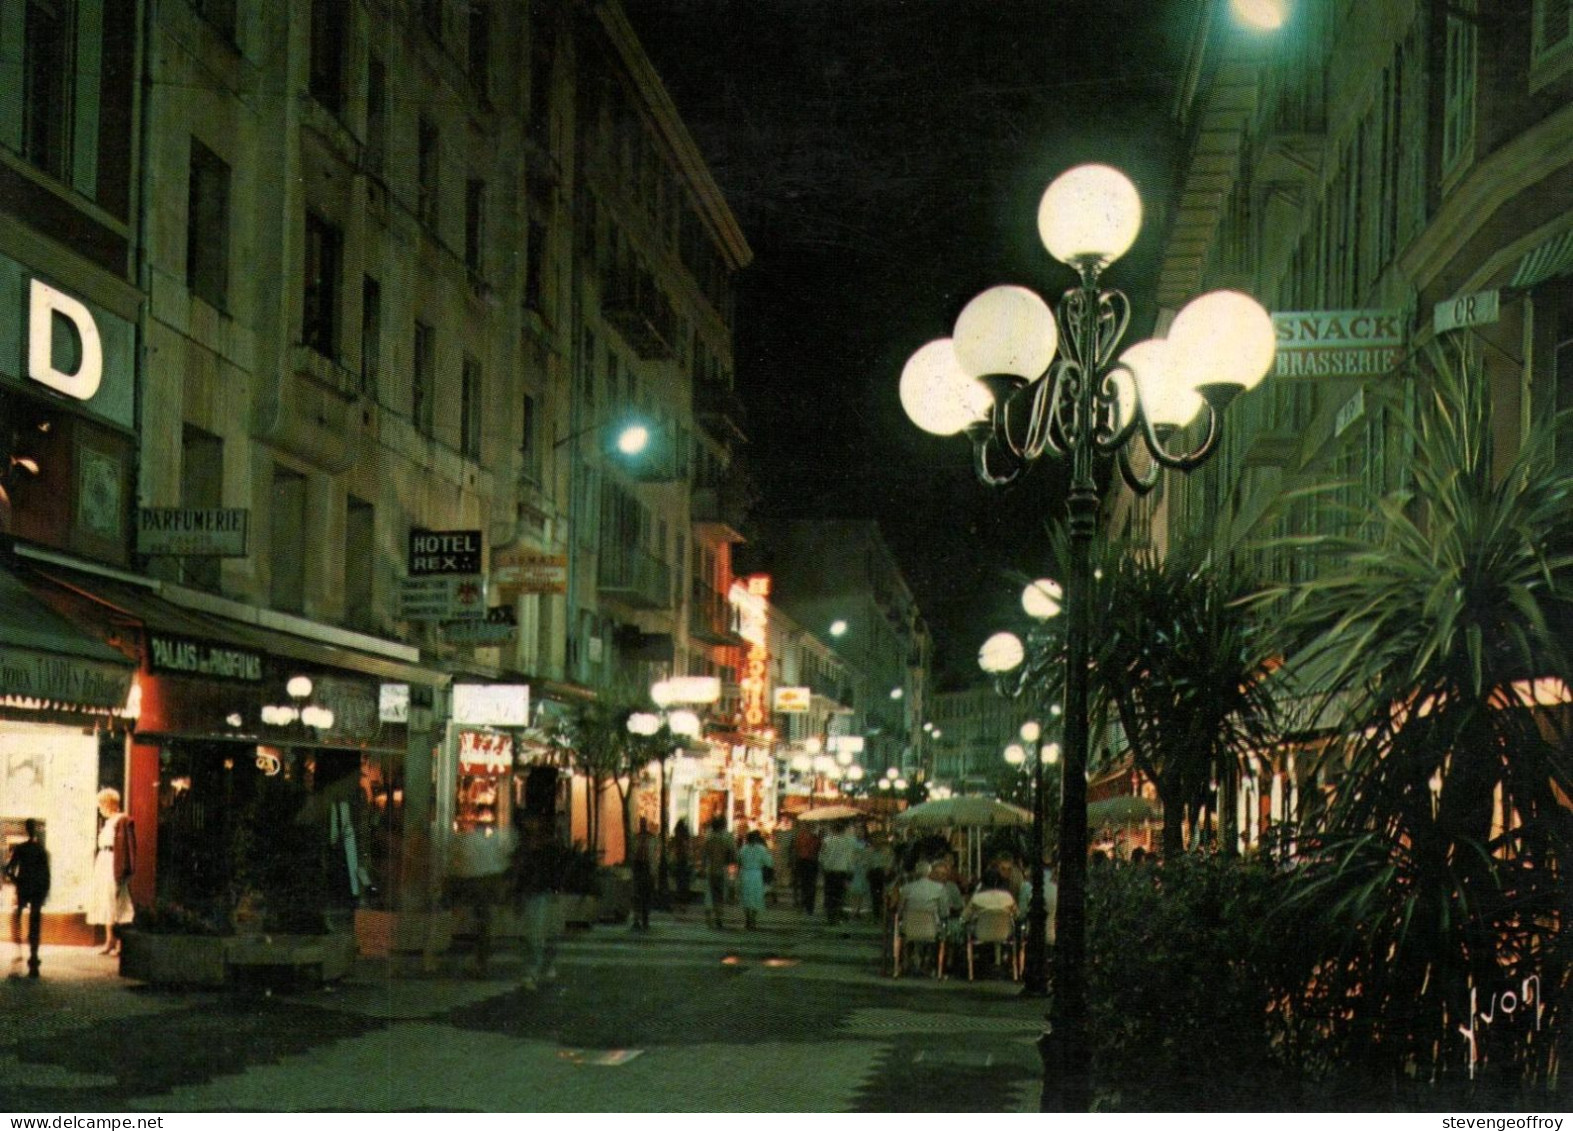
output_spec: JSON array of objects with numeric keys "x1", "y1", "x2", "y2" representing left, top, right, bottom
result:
[
  {"x1": 355, "y1": 909, "x2": 454, "y2": 957},
  {"x1": 118, "y1": 931, "x2": 355, "y2": 988},
  {"x1": 119, "y1": 931, "x2": 229, "y2": 988}
]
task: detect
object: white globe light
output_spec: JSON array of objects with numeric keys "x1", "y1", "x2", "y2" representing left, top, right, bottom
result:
[
  {"x1": 627, "y1": 711, "x2": 662, "y2": 736},
  {"x1": 286, "y1": 675, "x2": 313, "y2": 700},
  {"x1": 814, "y1": 754, "x2": 837, "y2": 774},
  {"x1": 1022, "y1": 578, "x2": 1062, "y2": 620},
  {"x1": 932, "y1": 729, "x2": 942, "y2": 740},
  {"x1": 791, "y1": 753, "x2": 813, "y2": 772},
  {"x1": 885, "y1": 766, "x2": 899, "y2": 780},
  {"x1": 899, "y1": 339, "x2": 992, "y2": 435},
  {"x1": 1020, "y1": 720, "x2": 1042, "y2": 743},
  {"x1": 617, "y1": 423, "x2": 651, "y2": 455},
  {"x1": 847, "y1": 765, "x2": 865, "y2": 781},
  {"x1": 1038, "y1": 164, "x2": 1143, "y2": 269},
  {"x1": 878, "y1": 779, "x2": 891, "y2": 790},
  {"x1": 650, "y1": 680, "x2": 675, "y2": 708},
  {"x1": 952, "y1": 285, "x2": 1058, "y2": 381},
  {"x1": 804, "y1": 736, "x2": 823, "y2": 754},
  {"x1": 1004, "y1": 744, "x2": 1027, "y2": 766},
  {"x1": 1232, "y1": 0, "x2": 1287, "y2": 30},
  {"x1": 1043, "y1": 742, "x2": 1061, "y2": 765},
  {"x1": 893, "y1": 778, "x2": 908, "y2": 790},
  {"x1": 978, "y1": 631, "x2": 1025, "y2": 674},
  {"x1": 1168, "y1": 290, "x2": 1277, "y2": 394},
  {"x1": 828, "y1": 620, "x2": 848, "y2": 638},
  {"x1": 890, "y1": 687, "x2": 904, "y2": 700},
  {"x1": 1121, "y1": 338, "x2": 1203, "y2": 427},
  {"x1": 669, "y1": 709, "x2": 702, "y2": 738}
]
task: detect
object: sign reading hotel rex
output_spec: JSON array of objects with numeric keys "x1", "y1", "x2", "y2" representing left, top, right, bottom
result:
[
  {"x1": 408, "y1": 530, "x2": 482, "y2": 575},
  {"x1": 148, "y1": 632, "x2": 264, "y2": 682},
  {"x1": 1272, "y1": 310, "x2": 1406, "y2": 378},
  {"x1": 0, "y1": 645, "x2": 133, "y2": 709},
  {"x1": 137, "y1": 508, "x2": 250, "y2": 557}
]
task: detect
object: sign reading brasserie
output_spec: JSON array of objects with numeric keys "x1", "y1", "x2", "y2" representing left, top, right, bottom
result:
[
  {"x1": 148, "y1": 632, "x2": 264, "y2": 682},
  {"x1": 1272, "y1": 310, "x2": 1406, "y2": 378},
  {"x1": 137, "y1": 508, "x2": 250, "y2": 557}
]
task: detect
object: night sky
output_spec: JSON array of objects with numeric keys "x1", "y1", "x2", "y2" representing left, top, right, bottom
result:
[{"x1": 624, "y1": 0, "x2": 1196, "y2": 681}]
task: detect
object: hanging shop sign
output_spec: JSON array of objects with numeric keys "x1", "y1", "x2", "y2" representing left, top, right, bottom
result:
[
  {"x1": 148, "y1": 632, "x2": 264, "y2": 682},
  {"x1": 491, "y1": 547, "x2": 567, "y2": 596},
  {"x1": 773, "y1": 686, "x2": 811, "y2": 713},
  {"x1": 731, "y1": 574, "x2": 771, "y2": 733},
  {"x1": 452, "y1": 682, "x2": 531, "y2": 727},
  {"x1": 1434, "y1": 290, "x2": 1501, "y2": 334},
  {"x1": 0, "y1": 645, "x2": 133, "y2": 709},
  {"x1": 379, "y1": 682, "x2": 410, "y2": 723},
  {"x1": 408, "y1": 529, "x2": 483, "y2": 575},
  {"x1": 136, "y1": 508, "x2": 250, "y2": 557},
  {"x1": 459, "y1": 730, "x2": 515, "y2": 775},
  {"x1": 1271, "y1": 309, "x2": 1406, "y2": 378},
  {"x1": 398, "y1": 575, "x2": 486, "y2": 622},
  {"x1": 442, "y1": 605, "x2": 517, "y2": 646}
]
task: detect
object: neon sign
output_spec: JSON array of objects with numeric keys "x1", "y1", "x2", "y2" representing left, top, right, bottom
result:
[{"x1": 734, "y1": 574, "x2": 771, "y2": 732}]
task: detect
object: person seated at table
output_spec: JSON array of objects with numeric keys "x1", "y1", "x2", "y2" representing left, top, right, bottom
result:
[
  {"x1": 895, "y1": 859, "x2": 948, "y2": 920},
  {"x1": 927, "y1": 857, "x2": 966, "y2": 919},
  {"x1": 963, "y1": 868, "x2": 1018, "y2": 922}
]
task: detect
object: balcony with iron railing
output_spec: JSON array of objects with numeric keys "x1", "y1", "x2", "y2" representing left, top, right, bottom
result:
[
  {"x1": 596, "y1": 544, "x2": 671, "y2": 610},
  {"x1": 690, "y1": 480, "x2": 748, "y2": 542},
  {"x1": 602, "y1": 262, "x2": 676, "y2": 360},
  {"x1": 689, "y1": 578, "x2": 740, "y2": 645},
  {"x1": 693, "y1": 379, "x2": 747, "y2": 444}
]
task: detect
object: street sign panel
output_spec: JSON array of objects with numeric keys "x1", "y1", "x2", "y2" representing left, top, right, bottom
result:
[
  {"x1": 1434, "y1": 290, "x2": 1501, "y2": 334},
  {"x1": 137, "y1": 508, "x2": 250, "y2": 556},
  {"x1": 398, "y1": 575, "x2": 486, "y2": 621}
]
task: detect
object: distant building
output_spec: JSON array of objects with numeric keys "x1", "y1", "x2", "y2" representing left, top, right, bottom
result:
[{"x1": 928, "y1": 686, "x2": 1036, "y2": 794}]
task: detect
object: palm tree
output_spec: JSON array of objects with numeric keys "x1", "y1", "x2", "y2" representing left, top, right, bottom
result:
[{"x1": 1275, "y1": 342, "x2": 1573, "y2": 1091}]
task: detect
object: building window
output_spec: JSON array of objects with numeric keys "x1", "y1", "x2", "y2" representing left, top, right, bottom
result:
[
  {"x1": 417, "y1": 117, "x2": 440, "y2": 230},
  {"x1": 465, "y1": 178, "x2": 485, "y2": 275},
  {"x1": 21, "y1": 0, "x2": 74, "y2": 182},
  {"x1": 460, "y1": 356, "x2": 482, "y2": 459},
  {"x1": 520, "y1": 392, "x2": 541, "y2": 483},
  {"x1": 344, "y1": 496, "x2": 374, "y2": 631},
  {"x1": 180, "y1": 426, "x2": 223, "y2": 592},
  {"x1": 413, "y1": 320, "x2": 435, "y2": 436},
  {"x1": 1535, "y1": 0, "x2": 1573, "y2": 62},
  {"x1": 361, "y1": 275, "x2": 382, "y2": 400},
  {"x1": 308, "y1": 0, "x2": 346, "y2": 115},
  {"x1": 524, "y1": 218, "x2": 548, "y2": 312},
  {"x1": 303, "y1": 212, "x2": 342, "y2": 358},
  {"x1": 466, "y1": 1, "x2": 490, "y2": 95},
  {"x1": 366, "y1": 54, "x2": 387, "y2": 177},
  {"x1": 270, "y1": 466, "x2": 308, "y2": 614},
  {"x1": 193, "y1": 0, "x2": 236, "y2": 41},
  {"x1": 186, "y1": 139, "x2": 230, "y2": 311},
  {"x1": 1442, "y1": 6, "x2": 1476, "y2": 173}
]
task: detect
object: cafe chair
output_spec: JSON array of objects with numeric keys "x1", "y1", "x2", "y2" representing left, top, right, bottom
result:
[
  {"x1": 966, "y1": 908, "x2": 1022, "y2": 982},
  {"x1": 892, "y1": 907, "x2": 947, "y2": 979}
]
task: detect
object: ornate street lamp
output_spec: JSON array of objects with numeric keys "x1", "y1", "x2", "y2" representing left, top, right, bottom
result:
[{"x1": 901, "y1": 163, "x2": 1275, "y2": 1112}]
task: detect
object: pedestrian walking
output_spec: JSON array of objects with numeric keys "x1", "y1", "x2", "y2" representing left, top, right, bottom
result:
[
  {"x1": 866, "y1": 835, "x2": 894, "y2": 925},
  {"x1": 793, "y1": 821, "x2": 822, "y2": 914},
  {"x1": 447, "y1": 822, "x2": 515, "y2": 976},
  {"x1": 671, "y1": 819, "x2": 693, "y2": 904},
  {"x1": 630, "y1": 819, "x2": 656, "y2": 931},
  {"x1": 819, "y1": 822, "x2": 857, "y2": 926},
  {"x1": 513, "y1": 814, "x2": 561, "y2": 991},
  {"x1": 738, "y1": 830, "x2": 771, "y2": 930},
  {"x1": 848, "y1": 827, "x2": 871, "y2": 918},
  {"x1": 86, "y1": 788, "x2": 134, "y2": 957},
  {"x1": 4, "y1": 819, "x2": 49, "y2": 978},
  {"x1": 701, "y1": 816, "x2": 737, "y2": 929}
]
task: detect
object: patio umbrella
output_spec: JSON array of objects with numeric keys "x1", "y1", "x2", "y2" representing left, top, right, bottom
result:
[
  {"x1": 795, "y1": 804, "x2": 864, "y2": 822},
  {"x1": 894, "y1": 797, "x2": 1031, "y2": 878}
]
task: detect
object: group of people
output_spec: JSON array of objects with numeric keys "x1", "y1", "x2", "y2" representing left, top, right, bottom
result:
[
  {"x1": 788, "y1": 820, "x2": 893, "y2": 925},
  {"x1": 888, "y1": 850, "x2": 1058, "y2": 977}
]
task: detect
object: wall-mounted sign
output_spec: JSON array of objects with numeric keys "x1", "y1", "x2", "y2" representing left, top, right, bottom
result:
[
  {"x1": 408, "y1": 529, "x2": 482, "y2": 575},
  {"x1": 1434, "y1": 290, "x2": 1500, "y2": 334},
  {"x1": 0, "y1": 645, "x2": 133, "y2": 709},
  {"x1": 137, "y1": 508, "x2": 250, "y2": 557},
  {"x1": 442, "y1": 606, "x2": 517, "y2": 646},
  {"x1": 1334, "y1": 387, "x2": 1365, "y2": 438},
  {"x1": 731, "y1": 574, "x2": 771, "y2": 732},
  {"x1": 1272, "y1": 309, "x2": 1406, "y2": 378},
  {"x1": 148, "y1": 632, "x2": 264, "y2": 682},
  {"x1": 459, "y1": 729, "x2": 514, "y2": 775},
  {"x1": 773, "y1": 686, "x2": 811, "y2": 713},
  {"x1": 492, "y1": 547, "x2": 567, "y2": 596},
  {"x1": 28, "y1": 279, "x2": 102, "y2": 402},
  {"x1": 830, "y1": 735, "x2": 866, "y2": 755},
  {"x1": 452, "y1": 682, "x2": 531, "y2": 727},
  {"x1": 379, "y1": 682, "x2": 410, "y2": 723},
  {"x1": 398, "y1": 575, "x2": 485, "y2": 621}
]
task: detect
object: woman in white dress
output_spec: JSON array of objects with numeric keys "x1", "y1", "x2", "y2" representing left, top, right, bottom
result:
[{"x1": 86, "y1": 788, "x2": 135, "y2": 955}]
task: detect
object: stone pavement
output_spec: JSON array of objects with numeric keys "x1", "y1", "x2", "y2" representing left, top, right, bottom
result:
[{"x1": 0, "y1": 904, "x2": 1050, "y2": 1113}]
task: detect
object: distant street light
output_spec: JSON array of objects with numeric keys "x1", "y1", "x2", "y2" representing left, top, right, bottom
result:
[
  {"x1": 900, "y1": 162, "x2": 1275, "y2": 1111},
  {"x1": 1232, "y1": 0, "x2": 1289, "y2": 31},
  {"x1": 829, "y1": 619, "x2": 849, "y2": 638}
]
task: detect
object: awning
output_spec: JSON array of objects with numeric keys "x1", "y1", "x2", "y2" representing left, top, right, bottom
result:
[
  {"x1": 0, "y1": 565, "x2": 136, "y2": 711},
  {"x1": 1511, "y1": 226, "x2": 1573, "y2": 289}
]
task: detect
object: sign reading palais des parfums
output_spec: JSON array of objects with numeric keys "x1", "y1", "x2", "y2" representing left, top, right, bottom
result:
[
  {"x1": 137, "y1": 508, "x2": 250, "y2": 556},
  {"x1": 148, "y1": 632, "x2": 264, "y2": 682},
  {"x1": 1272, "y1": 310, "x2": 1406, "y2": 378}
]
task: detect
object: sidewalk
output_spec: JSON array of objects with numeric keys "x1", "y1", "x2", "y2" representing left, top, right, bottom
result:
[{"x1": 0, "y1": 905, "x2": 1050, "y2": 1112}]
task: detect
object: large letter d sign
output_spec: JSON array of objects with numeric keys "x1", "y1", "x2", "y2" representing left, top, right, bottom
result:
[{"x1": 28, "y1": 279, "x2": 103, "y2": 402}]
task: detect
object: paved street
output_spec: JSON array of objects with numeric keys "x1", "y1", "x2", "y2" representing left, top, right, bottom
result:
[{"x1": 0, "y1": 906, "x2": 1048, "y2": 1113}]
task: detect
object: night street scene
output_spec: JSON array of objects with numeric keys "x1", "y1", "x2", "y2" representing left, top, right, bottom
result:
[{"x1": 0, "y1": 0, "x2": 1571, "y2": 1117}]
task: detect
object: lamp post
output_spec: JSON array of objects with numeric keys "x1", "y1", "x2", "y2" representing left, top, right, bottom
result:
[{"x1": 901, "y1": 163, "x2": 1276, "y2": 1112}]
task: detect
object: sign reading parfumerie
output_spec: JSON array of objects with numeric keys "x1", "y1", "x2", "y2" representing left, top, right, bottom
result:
[
  {"x1": 137, "y1": 508, "x2": 250, "y2": 557},
  {"x1": 149, "y1": 632, "x2": 264, "y2": 682}
]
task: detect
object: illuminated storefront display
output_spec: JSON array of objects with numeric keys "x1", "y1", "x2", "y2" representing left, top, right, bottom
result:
[{"x1": 733, "y1": 575, "x2": 771, "y2": 734}]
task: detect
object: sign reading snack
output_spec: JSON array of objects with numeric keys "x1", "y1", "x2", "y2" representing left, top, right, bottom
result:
[
  {"x1": 148, "y1": 632, "x2": 264, "y2": 682},
  {"x1": 1272, "y1": 310, "x2": 1406, "y2": 378},
  {"x1": 408, "y1": 529, "x2": 482, "y2": 575},
  {"x1": 137, "y1": 508, "x2": 250, "y2": 557}
]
